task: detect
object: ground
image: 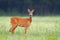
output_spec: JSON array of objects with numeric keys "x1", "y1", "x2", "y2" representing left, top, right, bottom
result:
[{"x1": 0, "y1": 16, "x2": 60, "y2": 40}]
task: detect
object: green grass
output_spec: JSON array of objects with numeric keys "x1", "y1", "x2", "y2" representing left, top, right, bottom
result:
[{"x1": 0, "y1": 16, "x2": 60, "y2": 40}]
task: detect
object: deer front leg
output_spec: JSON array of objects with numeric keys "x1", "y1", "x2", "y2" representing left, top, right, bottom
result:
[
  {"x1": 24, "y1": 27, "x2": 28, "y2": 34},
  {"x1": 9, "y1": 24, "x2": 17, "y2": 34}
]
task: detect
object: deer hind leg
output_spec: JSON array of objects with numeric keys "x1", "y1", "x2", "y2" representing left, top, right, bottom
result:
[{"x1": 9, "y1": 24, "x2": 17, "y2": 34}]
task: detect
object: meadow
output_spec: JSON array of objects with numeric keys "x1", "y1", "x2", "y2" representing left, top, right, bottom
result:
[{"x1": 0, "y1": 16, "x2": 60, "y2": 40}]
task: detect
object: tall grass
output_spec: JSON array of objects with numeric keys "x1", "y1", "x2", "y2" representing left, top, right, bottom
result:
[{"x1": 0, "y1": 16, "x2": 60, "y2": 40}]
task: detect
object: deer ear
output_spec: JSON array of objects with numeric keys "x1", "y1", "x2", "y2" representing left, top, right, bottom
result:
[
  {"x1": 31, "y1": 9, "x2": 35, "y2": 13},
  {"x1": 28, "y1": 9, "x2": 30, "y2": 13}
]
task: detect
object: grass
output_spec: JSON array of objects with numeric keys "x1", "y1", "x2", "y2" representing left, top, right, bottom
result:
[{"x1": 0, "y1": 16, "x2": 60, "y2": 40}]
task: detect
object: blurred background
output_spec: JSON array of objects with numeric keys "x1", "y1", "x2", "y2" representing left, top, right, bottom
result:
[
  {"x1": 0, "y1": 0, "x2": 60, "y2": 16},
  {"x1": 0, "y1": 0, "x2": 60, "y2": 40}
]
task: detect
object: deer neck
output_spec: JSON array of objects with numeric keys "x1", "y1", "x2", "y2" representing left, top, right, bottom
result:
[{"x1": 29, "y1": 15, "x2": 32, "y2": 22}]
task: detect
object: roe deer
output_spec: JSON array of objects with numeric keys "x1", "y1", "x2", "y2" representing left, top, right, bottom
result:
[{"x1": 9, "y1": 9, "x2": 35, "y2": 34}]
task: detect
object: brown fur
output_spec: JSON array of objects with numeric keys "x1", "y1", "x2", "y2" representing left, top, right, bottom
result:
[{"x1": 9, "y1": 9, "x2": 34, "y2": 34}]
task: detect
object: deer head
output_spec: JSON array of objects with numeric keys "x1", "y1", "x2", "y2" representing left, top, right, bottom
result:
[
  {"x1": 28, "y1": 9, "x2": 35, "y2": 16},
  {"x1": 27, "y1": 9, "x2": 35, "y2": 22}
]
